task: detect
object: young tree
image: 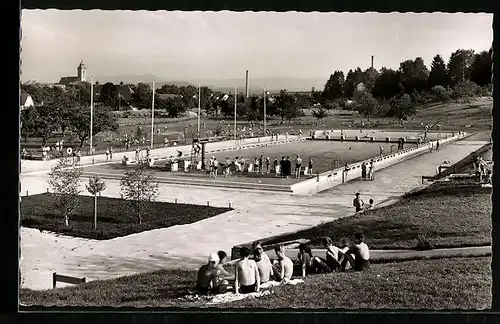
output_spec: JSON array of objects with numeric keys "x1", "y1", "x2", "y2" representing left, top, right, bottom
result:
[
  {"x1": 356, "y1": 92, "x2": 378, "y2": 121},
  {"x1": 85, "y1": 175, "x2": 106, "y2": 230},
  {"x1": 312, "y1": 107, "x2": 329, "y2": 126},
  {"x1": 275, "y1": 90, "x2": 299, "y2": 124},
  {"x1": 119, "y1": 161, "x2": 159, "y2": 224},
  {"x1": 99, "y1": 82, "x2": 117, "y2": 108},
  {"x1": 48, "y1": 157, "x2": 83, "y2": 226},
  {"x1": 431, "y1": 85, "x2": 451, "y2": 103}
]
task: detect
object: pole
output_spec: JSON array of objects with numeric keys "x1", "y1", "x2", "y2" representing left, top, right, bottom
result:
[
  {"x1": 263, "y1": 88, "x2": 267, "y2": 137},
  {"x1": 150, "y1": 80, "x2": 155, "y2": 148},
  {"x1": 197, "y1": 84, "x2": 201, "y2": 139},
  {"x1": 94, "y1": 194, "x2": 97, "y2": 230},
  {"x1": 234, "y1": 86, "x2": 237, "y2": 141},
  {"x1": 90, "y1": 77, "x2": 94, "y2": 164}
]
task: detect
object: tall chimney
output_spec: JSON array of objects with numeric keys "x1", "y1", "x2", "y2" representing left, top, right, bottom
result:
[
  {"x1": 371, "y1": 56, "x2": 374, "y2": 69},
  {"x1": 245, "y1": 70, "x2": 249, "y2": 98}
]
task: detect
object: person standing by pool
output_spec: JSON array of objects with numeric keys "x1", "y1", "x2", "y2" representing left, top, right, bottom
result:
[
  {"x1": 361, "y1": 162, "x2": 367, "y2": 180},
  {"x1": 368, "y1": 160, "x2": 375, "y2": 181},
  {"x1": 266, "y1": 157, "x2": 271, "y2": 174},
  {"x1": 295, "y1": 154, "x2": 303, "y2": 179},
  {"x1": 308, "y1": 157, "x2": 313, "y2": 176},
  {"x1": 379, "y1": 145, "x2": 384, "y2": 158},
  {"x1": 279, "y1": 157, "x2": 285, "y2": 177},
  {"x1": 259, "y1": 155, "x2": 264, "y2": 174},
  {"x1": 273, "y1": 157, "x2": 278, "y2": 175}
]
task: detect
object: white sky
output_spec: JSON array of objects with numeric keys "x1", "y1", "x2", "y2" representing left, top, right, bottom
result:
[{"x1": 20, "y1": 10, "x2": 493, "y2": 83}]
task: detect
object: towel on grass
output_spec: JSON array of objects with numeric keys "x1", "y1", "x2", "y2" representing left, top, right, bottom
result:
[{"x1": 178, "y1": 279, "x2": 305, "y2": 305}]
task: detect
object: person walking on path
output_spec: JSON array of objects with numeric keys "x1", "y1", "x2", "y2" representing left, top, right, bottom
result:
[
  {"x1": 379, "y1": 145, "x2": 384, "y2": 158},
  {"x1": 436, "y1": 140, "x2": 440, "y2": 151},
  {"x1": 361, "y1": 162, "x2": 367, "y2": 180},
  {"x1": 135, "y1": 148, "x2": 140, "y2": 162},
  {"x1": 105, "y1": 148, "x2": 110, "y2": 162},
  {"x1": 353, "y1": 192, "x2": 364, "y2": 214},
  {"x1": 109, "y1": 147, "x2": 113, "y2": 160}
]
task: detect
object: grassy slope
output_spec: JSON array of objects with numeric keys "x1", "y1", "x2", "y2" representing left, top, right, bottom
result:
[
  {"x1": 20, "y1": 193, "x2": 232, "y2": 240},
  {"x1": 264, "y1": 188, "x2": 492, "y2": 250},
  {"x1": 20, "y1": 256, "x2": 491, "y2": 309}
]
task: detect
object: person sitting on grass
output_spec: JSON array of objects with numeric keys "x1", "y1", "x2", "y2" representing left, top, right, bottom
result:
[
  {"x1": 311, "y1": 237, "x2": 343, "y2": 273},
  {"x1": 272, "y1": 245, "x2": 294, "y2": 282},
  {"x1": 297, "y1": 243, "x2": 314, "y2": 278},
  {"x1": 252, "y1": 241, "x2": 271, "y2": 264},
  {"x1": 214, "y1": 250, "x2": 235, "y2": 293},
  {"x1": 235, "y1": 247, "x2": 260, "y2": 294},
  {"x1": 340, "y1": 232, "x2": 370, "y2": 272},
  {"x1": 364, "y1": 199, "x2": 374, "y2": 211},
  {"x1": 253, "y1": 248, "x2": 273, "y2": 284},
  {"x1": 196, "y1": 252, "x2": 221, "y2": 295}
]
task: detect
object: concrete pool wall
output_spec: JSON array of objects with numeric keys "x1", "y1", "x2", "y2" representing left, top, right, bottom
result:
[{"x1": 290, "y1": 133, "x2": 467, "y2": 195}]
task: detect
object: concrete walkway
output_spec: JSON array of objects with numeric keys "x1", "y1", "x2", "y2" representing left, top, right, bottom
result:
[{"x1": 19, "y1": 139, "x2": 487, "y2": 290}]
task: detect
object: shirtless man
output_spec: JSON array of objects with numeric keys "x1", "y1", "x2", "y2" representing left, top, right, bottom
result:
[
  {"x1": 252, "y1": 241, "x2": 271, "y2": 264},
  {"x1": 253, "y1": 248, "x2": 273, "y2": 284},
  {"x1": 341, "y1": 232, "x2": 371, "y2": 271},
  {"x1": 235, "y1": 247, "x2": 260, "y2": 294},
  {"x1": 196, "y1": 252, "x2": 220, "y2": 295},
  {"x1": 272, "y1": 245, "x2": 294, "y2": 282}
]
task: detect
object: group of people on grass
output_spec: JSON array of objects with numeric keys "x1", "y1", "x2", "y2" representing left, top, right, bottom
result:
[
  {"x1": 353, "y1": 192, "x2": 374, "y2": 214},
  {"x1": 207, "y1": 155, "x2": 314, "y2": 179},
  {"x1": 195, "y1": 233, "x2": 370, "y2": 295}
]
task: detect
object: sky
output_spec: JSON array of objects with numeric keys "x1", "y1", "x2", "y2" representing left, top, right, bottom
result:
[{"x1": 20, "y1": 10, "x2": 493, "y2": 83}]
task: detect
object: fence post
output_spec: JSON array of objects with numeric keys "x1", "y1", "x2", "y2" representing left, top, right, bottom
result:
[
  {"x1": 207, "y1": 201, "x2": 210, "y2": 207},
  {"x1": 46, "y1": 188, "x2": 49, "y2": 193},
  {"x1": 175, "y1": 198, "x2": 177, "y2": 204},
  {"x1": 229, "y1": 202, "x2": 232, "y2": 208},
  {"x1": 26, "y1": 191, "x2": 28, "y2": 196}
]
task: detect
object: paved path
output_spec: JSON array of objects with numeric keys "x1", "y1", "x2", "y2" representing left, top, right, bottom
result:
[{"x1": 19, "y1": 139, "x2": 487, "y2": 290}]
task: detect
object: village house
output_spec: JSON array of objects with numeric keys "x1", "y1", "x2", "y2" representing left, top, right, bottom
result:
[{"x1": 20, "y1": 92, "x2": 35, "y2": 110}]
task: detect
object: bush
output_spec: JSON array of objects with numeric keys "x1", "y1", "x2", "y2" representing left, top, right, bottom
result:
[
  {"x1": 431, "y1": 85, "x2": 451, "y2": 103},
  {"x1": 416, "y1": 233, "x2": 434, "y2": 251}
]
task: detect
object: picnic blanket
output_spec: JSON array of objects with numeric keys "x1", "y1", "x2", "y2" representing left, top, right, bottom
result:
[{"x1": 178, "y1": 279, "x2": 305, "y2": 305}]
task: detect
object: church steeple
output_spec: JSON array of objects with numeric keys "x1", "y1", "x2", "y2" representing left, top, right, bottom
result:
[{"x1": 77, "y1": 59, "x2": 87, "y2": 82}]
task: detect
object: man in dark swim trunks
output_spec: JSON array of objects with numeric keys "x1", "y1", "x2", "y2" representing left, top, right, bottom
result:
[{"x1": 235, "y1": 247, "x2": 260, "y2": 294}]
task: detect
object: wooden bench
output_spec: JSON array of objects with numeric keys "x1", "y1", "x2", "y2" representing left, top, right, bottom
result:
[
  {"x1": 231, "y1": 238, "x2": 311, "y2": 260},
  {"x1": 53, "y1": 272, "x2": 86, "y2": 289}
]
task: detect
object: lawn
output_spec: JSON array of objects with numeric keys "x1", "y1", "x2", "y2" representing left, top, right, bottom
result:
[
  {"x1": 20, "y1": 193, "x2": 232, "y2": 240},
  {"x1": 20, "y1": 256, "x2": 491, "y2": 309},
  {"x1": 263, "y1": 186, "x2": 492, "y2": 250}
]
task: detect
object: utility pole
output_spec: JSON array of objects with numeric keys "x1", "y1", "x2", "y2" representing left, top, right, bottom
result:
[
  {"x1": 90, "y1": 77, "x2": 94, "y2": 165},
  {"x1": 197, "y1": 84, "x2": 201, "y2": 139},
  {"x1": 234, "y1": 86, "x2": 237, "y2": 141},
  {"x1": 150, "y1": 80, "x2": 155, "y2": 148},
  {"x1": 263, "y1": 88, "x2": 267, "y2": 137}
]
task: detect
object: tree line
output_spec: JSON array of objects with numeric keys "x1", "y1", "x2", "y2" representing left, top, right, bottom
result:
[{"x1": 318, "y1": 48, "x2": 492, "y2": 120}]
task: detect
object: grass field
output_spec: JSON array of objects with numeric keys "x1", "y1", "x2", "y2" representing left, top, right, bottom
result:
[
  {"x1": 20, "y1": 256, "x2": 491, "y2": 309},
  {"x1": 20, "y1": 96, "x2": 491, "y2": 156},
  {"x1": 20, "y1": 193, "x2": 232, "y2": 240},
  {"x1": 263, "y1": 186, "x2": 492, "y2": 250}
]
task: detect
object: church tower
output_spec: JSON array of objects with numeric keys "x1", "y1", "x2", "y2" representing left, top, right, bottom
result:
[{"x1": 77, "y1": 59, "x2": 87, "y2": 82}]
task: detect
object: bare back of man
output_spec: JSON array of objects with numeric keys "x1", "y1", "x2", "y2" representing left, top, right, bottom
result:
[{"x1": 235, "y1": 259, "x2": 260, "y2": 294}]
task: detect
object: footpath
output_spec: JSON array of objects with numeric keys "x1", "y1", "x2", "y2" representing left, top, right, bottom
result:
[{"x1": 19, "y1": 138, "x2": 488, "y2": 290}]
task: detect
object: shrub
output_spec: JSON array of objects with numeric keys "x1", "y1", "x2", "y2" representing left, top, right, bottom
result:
[{"x1": 416, "y1": 233, "x2": 434, "y2": 251}]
